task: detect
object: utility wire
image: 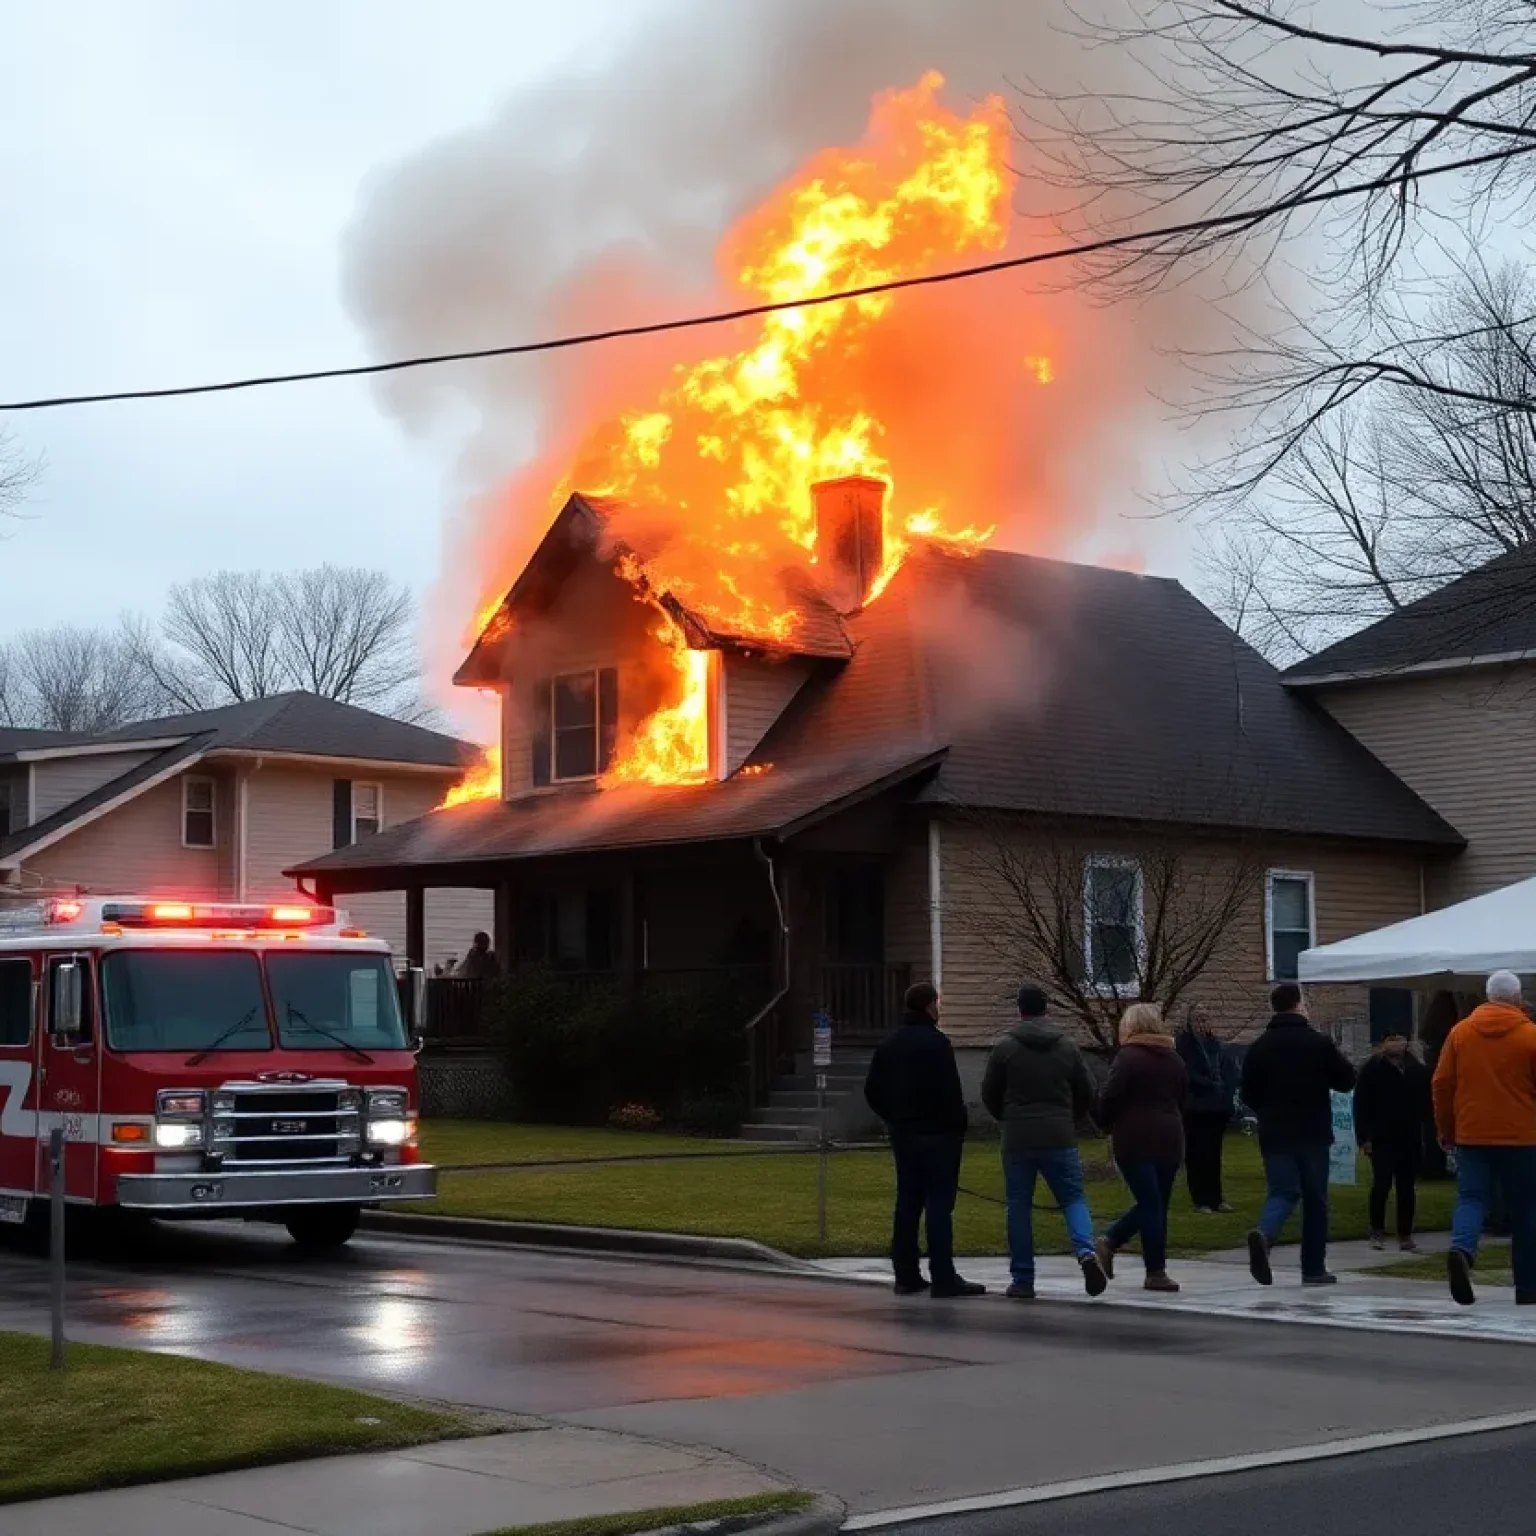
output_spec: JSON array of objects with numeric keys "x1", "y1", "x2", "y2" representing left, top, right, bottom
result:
[{"x1": 2, "y1": 142, "x2": 1529, "y2": 414}]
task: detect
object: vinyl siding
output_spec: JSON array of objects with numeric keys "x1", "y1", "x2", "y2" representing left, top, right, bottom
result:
[
  {"x1": 885, "y1": 825, "x2": 932, "y2": 981},
  {"x1": 722, "y1": 655, "x2": 812, "y2": 774},
  {"x1": 22, "y1": 769, "x2": 223, "y2": 896},
  {"x1": 1314, "y1": 667, "x2": 1536, "y2": 904},
  {"x1": 31, "y1": 751, "x2": 155, "y2": 821},
  {"x1": 937, "y1": 816, "x2": 1423, "y2": 1049},
  {"x1": 237, "y1": 767, "x2": 493, "y2": 970}
]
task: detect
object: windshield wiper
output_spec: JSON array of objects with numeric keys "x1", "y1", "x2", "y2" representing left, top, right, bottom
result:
[
  {"x1": 283, "y1": 1004, "x2": 374, "y2": 1064},
  {"x1": 185, "y1": 1007, "x2": 261, "y2": 1067}
]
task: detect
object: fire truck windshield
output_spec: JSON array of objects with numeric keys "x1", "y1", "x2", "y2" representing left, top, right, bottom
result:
[
  {"x1": 267, "y1": 952, "x2": 409, "y2": 1053},
  {"x1": 102, "y1": 951, "x2": 271, "y2": 1054}
]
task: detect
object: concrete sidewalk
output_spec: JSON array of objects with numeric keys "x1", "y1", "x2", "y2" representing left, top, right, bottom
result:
[
  {"x1": 813, "y1": 1238, "x2": 1536, "y2": 1345},
  {"x1": 0, "y1": 1427, "x2": 801, "y2": 1536}
]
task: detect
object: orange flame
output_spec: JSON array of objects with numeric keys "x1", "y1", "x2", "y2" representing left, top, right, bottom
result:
[
  {"x1": 446, "y1": 71, "x2": 1019, "y2": 803},
  {"x1": 441, "y1": 746, "x2": 500, "y2": 808}
]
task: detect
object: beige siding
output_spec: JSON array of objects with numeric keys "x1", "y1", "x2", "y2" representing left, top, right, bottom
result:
[
  {"x1": 722, "y1": 655, "x2": 812, "y2": 774},
  {"x1": 938, "y1": 816, "x2": 1423, "y2": 1049},
  {"x1": 31, "y1": 751, "x2": 155, "y2": 821},
  {"x1": 24, "y1": 770, "x2": 221, "y2": 896},
  {"x1": 1316, "y1": 667, "x2": 1536, "y2": 904},
  {"x1": 243, "y1": 765, "x2": 491, "y2": 969},
  {"x1": 885, "y1": 825, "x2": 932, "y2": 980}
]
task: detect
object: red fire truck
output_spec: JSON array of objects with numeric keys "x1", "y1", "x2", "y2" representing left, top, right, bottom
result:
[{"x1": 0, "y1": 896, "x2": 436, "y2": 1250}]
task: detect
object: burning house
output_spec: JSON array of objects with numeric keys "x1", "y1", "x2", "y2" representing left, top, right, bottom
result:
[{"x1": 291, "y1": 74, "x2": 1465, "y2": 1129}]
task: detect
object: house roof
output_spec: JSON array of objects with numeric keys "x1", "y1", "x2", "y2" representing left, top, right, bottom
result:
[
  {"x1": 0, "y1": 693, "x2": 472, "y2": 771},
  {"x1": 1283, "y1": 542, "x2": 1536, "y2": 686},
  {"x1": 749, "y1": 544, "x2": 1460, "y2": 846},
  {"x1": 290, "y1": 746, "x2": 945, "y2": 883},
  {"x1": 454, "y1": 493, "x2": 852, "y2": 687}
]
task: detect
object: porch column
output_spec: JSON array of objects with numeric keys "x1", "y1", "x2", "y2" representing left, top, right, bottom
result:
[
  {"x1": 618, "y1": 871, "x2": 640, "y2": 982},
  {"x1": 493, "y1": 881, "x2": 515, "y2": 968},
  {"x1": 405, "y1": 886, "x2": 426, "y2": 968}
]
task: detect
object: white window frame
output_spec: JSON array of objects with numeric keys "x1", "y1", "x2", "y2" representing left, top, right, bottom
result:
[
  {"x1": 351, "y1": 782, "x2": 383, "y2": 842},
  {"x1": 181, "y1": 775, "x2": 216, "y2": 850},
  {"x1": 1083, "y1": 855, "x2": 1144, "y2": 998},
  {"x1": 550, "y1": 670, "x2": 601, "y2": 784},
  {"x1": 1265, "y1": 869, "x2": 1317, "y2": 983}
]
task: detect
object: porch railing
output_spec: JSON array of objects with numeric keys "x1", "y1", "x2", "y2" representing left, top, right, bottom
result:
[{"x1": 819, "y1": 962, "x2": 911, "y2": 1046}]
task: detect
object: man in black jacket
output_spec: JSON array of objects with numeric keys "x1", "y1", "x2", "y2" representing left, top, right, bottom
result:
[
  {"x1": 1240, "y1": 983, "x2": 1358, "y2": 1286},
  {"x1": 864, "y1": 983, "x2": 985, "y2": 1298},
  {"x1": 1354, "y1": 1031, "x2": 1432, "y2": 1251}
]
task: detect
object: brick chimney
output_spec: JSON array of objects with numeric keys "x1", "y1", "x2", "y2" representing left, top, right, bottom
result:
[{"x1": 812, "y1": 475, "x2": 886, "y2": 614}]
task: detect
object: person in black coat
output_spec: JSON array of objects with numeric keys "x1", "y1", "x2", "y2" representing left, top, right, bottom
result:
[
  {"x1": 1353, "y1": 1031, "x2": 1432, "y2": 1251},
  {"x1": 1176, "y1": 1003, "x2": 1235, "y2": 1213},
  {"x1": 1240, "y1": 983, "x2": 1357, "y2": 1286},
  {"x1": 864, "y1": 982, "x2": 984, "y2": 1299}
]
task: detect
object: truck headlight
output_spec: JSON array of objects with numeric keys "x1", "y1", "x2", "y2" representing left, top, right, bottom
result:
[
  {"x1": 366, "y1": 1117, "x2": 416, "y2": 1148},
  {"x1": 367, "y1": 1088, "x2": 408, "y2": 1117},
  {"x1": 154, "y1": 1122, "x2": 204, "y2": 1149},
  {"x1": 157, "y1": 1090, "x2": 205, "y2": 1118}
]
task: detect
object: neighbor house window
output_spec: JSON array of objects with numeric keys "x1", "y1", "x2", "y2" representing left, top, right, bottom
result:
[
  {"x1": 531, "y1": 669, "x2": 619, "y2": 786},
  {"x1": 1267, "y1": 871, "x2": 1316, "y2": 982},
  {"x1": 1084, "y1": 856, "x2": 1143, "y2": 993},
  {"x1": 352, "y1": 783, "x2": 382, "y2": 841},
  {"x1": 182, "y1": 776, "x2": 215, "y2": 848}
]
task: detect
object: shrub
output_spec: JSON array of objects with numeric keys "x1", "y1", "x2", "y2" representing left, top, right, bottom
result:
[{"x1": 609, "y1": 1103, "x2": 662, "y2": 1132}]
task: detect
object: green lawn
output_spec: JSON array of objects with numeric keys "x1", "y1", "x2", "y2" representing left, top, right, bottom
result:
[
  {"x1": 412, "y1": 1130, "x2": 1456, "y2": 1260},
  {"x1": 1377, "y1": 1244, "x2": 1512, "y2": 1287},
  {"x1": 420, "y1": 1120, "x2": 753, "y2": 1169},
  {"x1": 0, "y1": 1332, "x2": 474, "y2": 1504},
  {"x1": 480, "y1": 1491, "x2": 813, "y2": 1536}
]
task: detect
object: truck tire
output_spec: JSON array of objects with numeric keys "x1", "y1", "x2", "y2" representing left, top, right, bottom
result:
[{"x1": 284, "y1": 1204, "x2": 361, "y2": 1252}]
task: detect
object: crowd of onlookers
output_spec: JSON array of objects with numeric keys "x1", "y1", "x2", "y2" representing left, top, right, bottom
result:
[{"x1": 864, "y1": 971, "x2": 1536, "y2": 1307}]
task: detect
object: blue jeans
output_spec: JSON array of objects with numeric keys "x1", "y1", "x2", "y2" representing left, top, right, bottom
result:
[
  {"x1": 1452, "y1": 1145, "x2": 1536, "y2": 1294},
  {"x1": 1106, "y1": 1159, "x2": 1179, "y2": 1274},
  {"x1": 889, "y1": 1131, "x2": 963, "y2": 1285},
  {"x1": 1004, "y1": 1146, "x2": 1095, "y2": 1287},
  {"x1": 1258, "y1": 1142, "x2": 1331, "y2": 1278}
]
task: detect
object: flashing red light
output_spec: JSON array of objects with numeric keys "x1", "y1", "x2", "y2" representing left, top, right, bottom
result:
[
  {"x1": 268, "y1": 905, "x2": 317, "y2": 924},
  {"x1": 48, "y1": 899, "x2": 84, "y2": 923},
  {"x1": 148, "y1": 902, "x2": 195, "y2": 921}
]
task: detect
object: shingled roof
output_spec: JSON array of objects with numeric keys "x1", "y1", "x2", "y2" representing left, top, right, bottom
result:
[{"x1": 1283, "y1": 542, "x2": 1536, "y2": 686}]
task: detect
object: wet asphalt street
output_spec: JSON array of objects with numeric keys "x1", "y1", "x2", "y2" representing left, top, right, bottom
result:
[{"x1": 3, "y1": 1221, "x2": 1536, "y2": 1517}]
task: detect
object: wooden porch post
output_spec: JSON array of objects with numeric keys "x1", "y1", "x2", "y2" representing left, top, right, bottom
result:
[
  {"x1": 618, "y1": 870, "x2": 640, "y2": 983},
  {"x1": 405, "y1": 886, "x2": 426, "y2": 968},
  {"x1": 493, "y1": 881, "x2": 514, "y2": 967}
]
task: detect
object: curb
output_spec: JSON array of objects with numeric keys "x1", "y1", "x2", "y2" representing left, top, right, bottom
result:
[
  {"x1": 358, "y1": 1209, "x2": 811, "y2": 1270},
  {"x1": 641, "y1": 1493, "x2": 845, "y2": 1536}
]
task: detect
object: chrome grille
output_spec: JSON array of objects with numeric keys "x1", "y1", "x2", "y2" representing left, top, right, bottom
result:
[{"x1": 212, "y1": 1080, "x2": 360, "y2": 1166}]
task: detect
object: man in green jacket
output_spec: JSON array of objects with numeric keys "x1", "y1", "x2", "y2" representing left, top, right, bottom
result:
[{"x1": 982, "y1": 984, "x2": 1108, "y2": 1300}]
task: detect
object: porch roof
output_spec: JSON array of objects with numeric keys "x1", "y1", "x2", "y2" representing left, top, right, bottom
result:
[{"x1": 287, "y1": 746, "x2": 944, "y2": 887}]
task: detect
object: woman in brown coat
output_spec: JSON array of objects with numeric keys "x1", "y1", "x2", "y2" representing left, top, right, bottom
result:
[{"x1": 1095, "y1": 1003, "x2": 1189, "y2": 1293}]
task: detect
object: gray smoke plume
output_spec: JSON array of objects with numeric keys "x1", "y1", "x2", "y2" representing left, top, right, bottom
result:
[{"x1": 341, "y1": 0, "x2": 1242, "y2": 704}]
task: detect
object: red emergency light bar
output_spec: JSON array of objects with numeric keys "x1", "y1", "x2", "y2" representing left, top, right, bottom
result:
[{"x1": 100, "y1": 901, "x2": 336, "y2": 929}]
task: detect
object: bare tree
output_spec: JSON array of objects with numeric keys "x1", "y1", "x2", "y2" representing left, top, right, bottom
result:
[
  {"x1": 0, "y1": 622, "x2": 170, "y2": 732},
  {"x1": 954, "y1": 815, "x2": 1266, "y2": 1054},
  {"x1": 0, "y1": 431, "x2": 38, "y2": 523}
]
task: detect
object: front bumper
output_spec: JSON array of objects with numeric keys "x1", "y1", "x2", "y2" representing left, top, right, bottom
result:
[{"x1": 115, "y1": 1163, "x2": 437, "y2": 1212}]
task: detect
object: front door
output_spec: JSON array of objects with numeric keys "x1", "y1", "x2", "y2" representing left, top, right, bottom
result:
[
  {"x1": 36, "y1": 954, "x2": 99, "y2": 1203},
  {"x1": 0, "y1": 953, "x2": 38, "y2": 1220}
]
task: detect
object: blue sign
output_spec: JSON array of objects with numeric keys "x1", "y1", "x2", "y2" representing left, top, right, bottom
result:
[
  {"x1": 1329, "y1": 1090, "x2": 1357, "y2": 1186},
  {"x1": 812, "y1": 1009, "x2": 832, "y2": 1068}
]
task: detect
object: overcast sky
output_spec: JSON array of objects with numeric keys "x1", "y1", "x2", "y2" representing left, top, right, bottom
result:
[{"x1": 1, "y1": 0, "x2": 1198, "y2": 734}]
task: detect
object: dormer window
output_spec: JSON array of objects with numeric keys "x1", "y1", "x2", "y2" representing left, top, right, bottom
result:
[{"x1": 532, "y1": 669, "x2": 619, "y2": 786}]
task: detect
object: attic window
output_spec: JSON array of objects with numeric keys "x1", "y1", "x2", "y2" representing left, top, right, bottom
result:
[
  {"x1": 182, "y1": 776, "x2": 215, "y2": 849},
  {"x1": 532, "y1": 669, "x2": 618, "y2": 786}
]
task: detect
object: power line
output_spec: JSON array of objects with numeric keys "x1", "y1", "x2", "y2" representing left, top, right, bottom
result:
[{"x1": 2, "y1": 143, "x2": 1529, "y2": 415}]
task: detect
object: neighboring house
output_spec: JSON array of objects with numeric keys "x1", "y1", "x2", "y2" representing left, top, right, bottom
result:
[
  {"x1": 1283, "y1": 542, "x2": 1536, "y2": 909},
  {"x1": 291, "y1": 480, "x2": 1462, "y2": 1116},
  {"x1": 0, "y1": 692, "x2": 491, "y2": 969}
]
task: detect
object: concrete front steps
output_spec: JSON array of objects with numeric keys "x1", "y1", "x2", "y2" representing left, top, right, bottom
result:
[{"x1": 738, "y1": 1050, "x2": 873, "y2": 1143}]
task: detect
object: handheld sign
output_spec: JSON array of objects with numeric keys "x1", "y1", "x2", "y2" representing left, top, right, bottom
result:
[
  {"x1": 813, "y1": 1009, "x2": 833, "y2": 1069},
  {"x1": 1328, "y1": 1090, "x2": 1357, "y2": 1186}
]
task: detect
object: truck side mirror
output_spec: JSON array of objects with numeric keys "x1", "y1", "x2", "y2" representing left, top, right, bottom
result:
[
  {"x1": 53, "y1": 961, "x2": 82, "y2": 1042},
  {"x1": 404, "y1": 965, "x2": 428, "y2": 1048}
]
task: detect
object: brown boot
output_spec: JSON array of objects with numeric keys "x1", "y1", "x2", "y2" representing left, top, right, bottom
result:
[
  {"x1": 1144, "y1": 1271, "x2": 1181, "y2": 1293},
  {"x1": 1094, "y1": 1236, "x2": 1117, "y2": 1281}
]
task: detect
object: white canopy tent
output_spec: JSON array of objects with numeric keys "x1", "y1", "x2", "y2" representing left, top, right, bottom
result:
[{"x1": 1299, "y1": 874, "x2": 1536, "y2": 988}]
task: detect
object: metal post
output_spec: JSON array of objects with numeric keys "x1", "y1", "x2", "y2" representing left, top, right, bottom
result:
[
  {"x1": 816, "y1": 1072, "x2": 828, "y2": 1245},
  {"x1": 49, "y1": 1126, "x2": 65, "y2": 1370}
]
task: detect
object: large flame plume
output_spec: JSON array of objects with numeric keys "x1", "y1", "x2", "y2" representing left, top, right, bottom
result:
[{"x1": 443, "y1": 72, "x2": 1041, "y2": 804}]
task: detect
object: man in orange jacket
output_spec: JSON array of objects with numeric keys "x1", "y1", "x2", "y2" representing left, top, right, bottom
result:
[{"x1": 1432, "y1": 970, "x2": 1536, "y2": 1306}]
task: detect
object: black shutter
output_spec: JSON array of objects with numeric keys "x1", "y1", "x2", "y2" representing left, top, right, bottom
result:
[
  {"x1": 531, "y1": 679, "x2": 553, "y2": 788},
  {"x1": 597, "y1": 667, "x2": 618, "y2": 772},
  {"x1": 332, "y1": 780, "x2": 353, "y2": 849}
]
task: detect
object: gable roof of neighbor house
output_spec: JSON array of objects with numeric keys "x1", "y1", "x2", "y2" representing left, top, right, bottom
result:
[
  {"x1": 0, "y1": 693, "x2": 476, "y2": 868},
  {"x1": 293, "y1": 534, "x2": 1461, "y2": 888},
  {"x1": 454, "y1": 493, "x2": 852, "y2": 687},
  {"x1": 1283, "y1": 541, "x2": 1536, "y2": 686}
]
